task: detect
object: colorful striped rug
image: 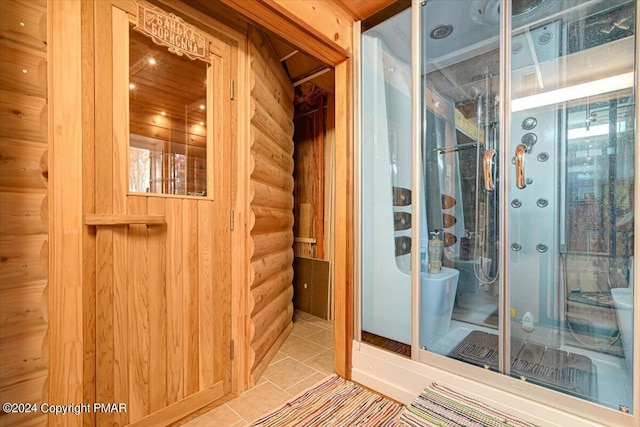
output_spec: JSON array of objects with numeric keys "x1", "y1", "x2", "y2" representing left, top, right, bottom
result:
[
  {"x1": 398, "y1": 383, "x2": 539, "y2": 427},
  {"x1": 246, "y1": 375, "x2": 403, "y2": 426}
]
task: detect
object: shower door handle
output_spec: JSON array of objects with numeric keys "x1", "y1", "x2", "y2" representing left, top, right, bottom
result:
[
  {"x1": 515, "y1": 144, "x2": 528, "y2": 189},
  {"x1": 483, "y1": 149, "x2": 496, "y2": 191}
]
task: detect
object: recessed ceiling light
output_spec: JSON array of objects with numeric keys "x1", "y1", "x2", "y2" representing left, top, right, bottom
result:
[
  {"x1": 199, "y1": 104, "x2": 205, "y2": 110},
  {"x1": 149, "y1": 58, "x2": 156, "y2": 65},
  {"x1": 129, "y1": 83, "x2": 135, "y2": 89},
  {"x1": 199, "y1": 121, "x2": 204, "y2": 125},
  {"x1": 161, "y1": 111, "x2": 166, "y2": 116}
]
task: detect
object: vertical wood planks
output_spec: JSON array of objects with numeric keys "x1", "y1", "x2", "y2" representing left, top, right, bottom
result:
[
  {"x1": 166, "y1": 198, "x2": 185, "y2": 404},
  {"x1": 94, "y1": 3, "x2": 119, "y2": 425},
  {"x1": 197, "y1": 200, "x2": 214, "y2": 389},
  {"x1": 127, "y1": 196, "x2": 149, "y2": 422},
  {"x1": 181, "y1": 198, "x2": 197, "y2": 399},
  {"x1": 147, "y1": 197, "x2": 167, "y2": 413},
  {"x1": 314, "y1": 99, "x2": 324, "y2": 259},
  {"x1": 81, "y1": 1, "x2": 97, "y2": 419}
]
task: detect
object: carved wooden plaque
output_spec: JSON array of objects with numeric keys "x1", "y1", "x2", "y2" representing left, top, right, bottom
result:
[{"x1": 135, "y1": 2, "x2": 210, "y2": 62}]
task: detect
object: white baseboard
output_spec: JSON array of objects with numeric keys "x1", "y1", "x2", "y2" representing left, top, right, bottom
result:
[{"x1": 352, "y1": 341, "x2": 623, "y2": 427}]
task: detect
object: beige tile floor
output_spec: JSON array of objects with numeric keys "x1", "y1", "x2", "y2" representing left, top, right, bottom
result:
[{"x1": 182, "y1": 310, "x2": 335, "y2": 427}]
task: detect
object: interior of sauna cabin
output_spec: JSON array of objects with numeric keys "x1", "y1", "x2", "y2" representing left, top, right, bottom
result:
[{"x1": 0, "y1": 0, "x2": 637, "y2": 426}]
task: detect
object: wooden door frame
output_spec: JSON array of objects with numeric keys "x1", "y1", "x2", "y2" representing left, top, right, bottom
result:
[
  {"x1": 190, "y1": 0, "x2": 357, "y2": 380},
  {"x1": 47, "y1": 2, "x2": 86, "y2": 425},
  {"x1": 218, "y1": 0, "x2": 356, "y2": 380}
]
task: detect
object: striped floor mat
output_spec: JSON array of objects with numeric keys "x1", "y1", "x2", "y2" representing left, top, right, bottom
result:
[
  {"x1": 398, "y1": 383, "x2": 539, "y2": 427},
  {"x1": 246, "y1": 375, "x2": 403, "y2": 426}
]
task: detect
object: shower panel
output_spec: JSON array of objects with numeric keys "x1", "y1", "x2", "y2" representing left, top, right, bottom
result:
[{"x1": 508, "y1": 20, "x2": 562, "y2": 325}]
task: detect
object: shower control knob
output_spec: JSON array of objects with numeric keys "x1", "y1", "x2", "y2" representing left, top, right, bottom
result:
[
  {"x1": 522, "y1": 117, "x2": 537, "y2": 130},
  {"x1": 521, "y1": 133, "x2": 538, "y2": 147},
  {"x1": 511, "y1": 243, "x2": 522, "y2": 252},
  {"x1": 537, "y1": 152, "x2": 549, "y2": 162},
  {"x1": 511, "y1": 199, "x2": 522, "y2": 208},
  {"x1": 536, "y1": 198, "x2": 548, "y2": 208},
  {"x1": 526, "y1": 178, "x2": 533, "y2": 185},
  {"x1": 536, "y1": 244, "x2": 548, "y2": 253}
]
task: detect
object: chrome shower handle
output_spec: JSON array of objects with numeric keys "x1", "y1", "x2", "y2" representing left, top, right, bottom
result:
[
  {"x1": 515, "y1": 144, "x2": 528, "y2": 189},
  {"x1": 483, "y1": 149, "x2": 496, "y2": 191}
]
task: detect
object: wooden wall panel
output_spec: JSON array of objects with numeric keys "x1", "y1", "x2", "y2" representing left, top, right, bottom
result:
[
  {"x1": 293, "y1": 108, "x2": 325, "y2": 255},
  {"x1": 0, "y1": 193, "x2": 47, "y2": 236},
  {"x1": 0, "y1": 1, "x2": 48, "y2": 425},
  {"x1": 0, "y1": 140, "x2": 48, "y2": 192},
  {"x1": 147, "y1": 197, "x2": 167, "y2": 413},
  {"x1": 0, "y1": 44, "x2": 46, "y2": 98},
  {"x1": 248, "y1": 27, "x2": 295, "y2": 385},
  {"x1": 0, "y1": 0, "x2": 47, "y2": 51},
  {"x1": 0, "y1": 91, "x2": 47, "y2": 143}
]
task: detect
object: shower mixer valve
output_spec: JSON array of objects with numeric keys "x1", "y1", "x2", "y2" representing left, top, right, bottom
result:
[{"x1": 515, "y1": 134, "x2": 537, "y2": 189}]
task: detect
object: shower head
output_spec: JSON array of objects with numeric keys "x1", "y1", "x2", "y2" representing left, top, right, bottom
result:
[{"x1": 469, "y1": 87, "x2": 482, "y2": 99}]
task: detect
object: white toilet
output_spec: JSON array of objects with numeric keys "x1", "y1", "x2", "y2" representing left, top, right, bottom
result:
[
  {"x1": 611, "y1": 287, "x2": 634, "y2": 374},
  {"x1": 362, "y1": 264, "x2": 460, "y2": 346},
  {"x1": 420, "y1": 267, "x2": 460, "y2": 348}
]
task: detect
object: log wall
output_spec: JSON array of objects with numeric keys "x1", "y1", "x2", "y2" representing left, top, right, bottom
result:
[
  {"x1": 0, "y1": 1, "x2": 49, "y2": 425},
  {"x1": 248, "y1": 27, "x2": 295, "y2": 385}
]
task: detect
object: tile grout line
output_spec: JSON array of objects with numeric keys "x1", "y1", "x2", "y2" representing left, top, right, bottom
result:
[
  {"x1": 190, "y1": 313, "x2": 335, "y2": 425},
  {"x1": 262, "y1": 357, "x2": 327, "y2": 392},
  {"x1": 225, "y1": 402, "x2": 248, "y2": 423}
]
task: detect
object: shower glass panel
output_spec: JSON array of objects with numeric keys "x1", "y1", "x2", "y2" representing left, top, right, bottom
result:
[
  {"x1": 361, "y1": 8, "x2": 416, "y2": 355},
  {"x1": 508, "y1": 0, "x2": 635, "y2": 412},
  {"x1": 418, "y1": 0, "x2": 502, "y2": 356}
]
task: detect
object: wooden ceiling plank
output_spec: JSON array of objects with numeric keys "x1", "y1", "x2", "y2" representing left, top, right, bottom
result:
[
  {"x1": 308, "y1": 70, "x2": 335, "y2": 93},
  {"x1": 284, "y1": 53, "x2": 329, "y2": 87}
]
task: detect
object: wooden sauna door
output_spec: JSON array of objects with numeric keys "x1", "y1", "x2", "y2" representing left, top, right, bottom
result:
[{"x1": 90, "y1": 2, "x2": 233, "y2": 425}]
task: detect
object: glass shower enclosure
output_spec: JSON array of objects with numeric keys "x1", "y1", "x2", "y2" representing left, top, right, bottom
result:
[{"x1": 358, "y1": 0, "x2": 636, "y2": 423}]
